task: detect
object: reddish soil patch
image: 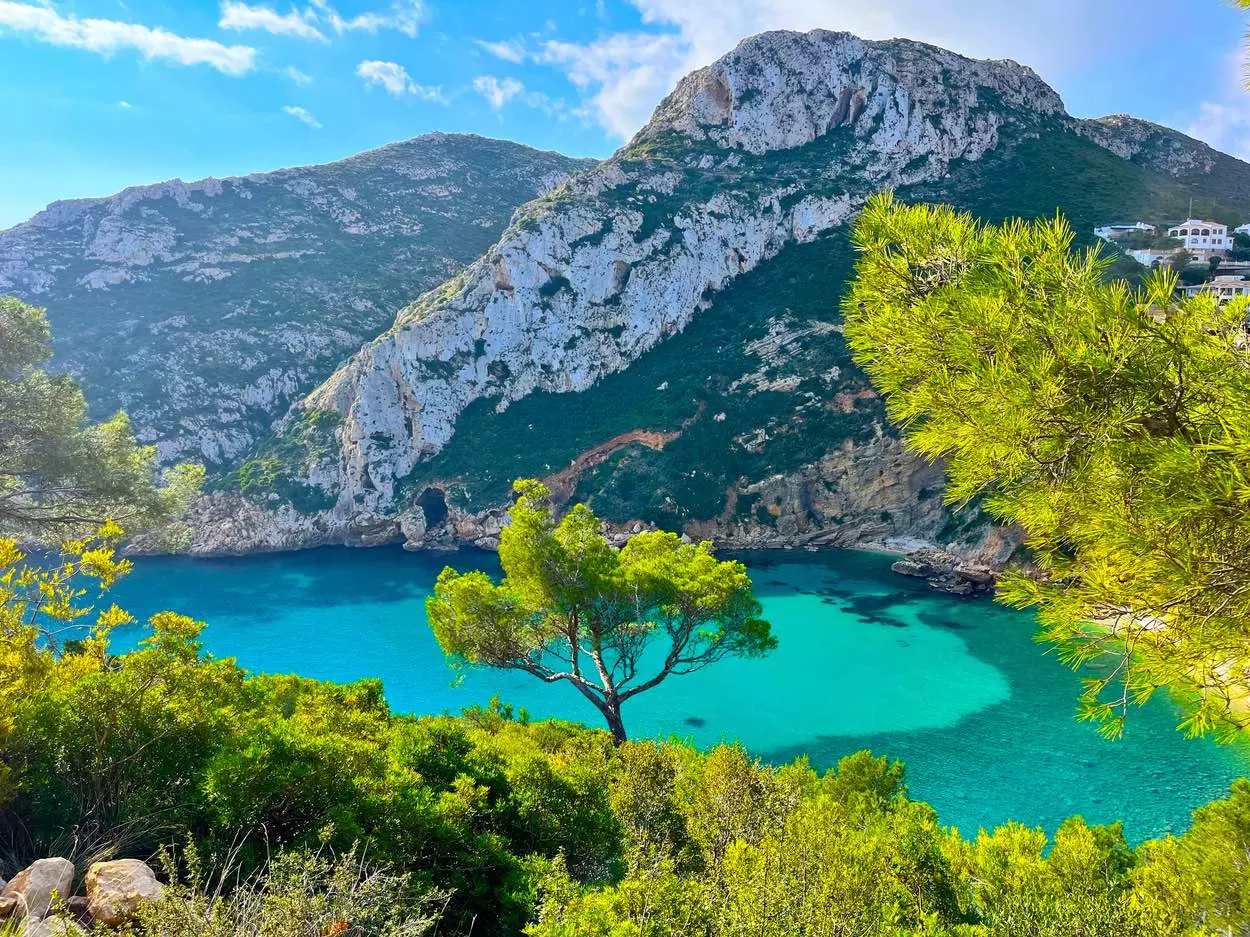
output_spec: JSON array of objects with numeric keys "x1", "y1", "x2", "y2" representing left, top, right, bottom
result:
[{"x1": 544, "y1": 428, "x2": 680, "y2": 503}]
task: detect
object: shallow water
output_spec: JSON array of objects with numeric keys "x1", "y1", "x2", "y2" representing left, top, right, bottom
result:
[{"x1": 107, "y1": 545, "x2": 1249, "y2": 841}]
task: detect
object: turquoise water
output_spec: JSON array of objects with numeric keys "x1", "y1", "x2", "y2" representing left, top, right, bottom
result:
[{"x1": 106, "y1": 545, "x2": 1249, "y2": 842}]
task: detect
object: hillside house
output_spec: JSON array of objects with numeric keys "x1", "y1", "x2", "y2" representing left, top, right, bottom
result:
[
  {"x1": 1167, "y1": 219, "x2": 1230, "y2": 254},
  {"x1": 1128, "y1": 248, "x2": 1183, "y2": 267},
  {"x1": 1179, "y1": 275, "x2": 1250, "y2": 303},
  {"x1": 1094, "y1": 222, "x2": 1156, "y2": 241},
  {"x1": 1236, "y1": 223, "x2": 1250, "y2": 236}
]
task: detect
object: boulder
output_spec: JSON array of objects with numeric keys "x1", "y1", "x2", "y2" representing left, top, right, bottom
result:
[
  {"x1": 0, "y1": 894, "x2": 27, "y2": 920},
  {"x1": 85, "y1": 859, "x2": 163, "y2": 927},
  {"x1": 2, "y1": 858, "x2": 74, "y2": 921}
]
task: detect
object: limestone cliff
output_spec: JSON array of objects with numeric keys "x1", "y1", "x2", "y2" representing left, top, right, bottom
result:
[{"x1": 178, "y1": 30, "x2": 1250, "y2": 569}]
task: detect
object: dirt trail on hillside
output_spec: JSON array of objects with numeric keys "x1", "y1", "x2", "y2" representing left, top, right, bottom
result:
[{"x1": 544, "y1": 429, "x2": 680, "y2": 503}]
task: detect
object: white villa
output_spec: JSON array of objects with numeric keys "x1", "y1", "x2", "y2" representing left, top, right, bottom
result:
[
  {"x1": 1180, "y1": 275, "x2": 1250, "y2": 303},
  {"x1": 1167, "y1": 219, "x2": 1230, "y2": 253},
  {"x1": 1093, "y1": 222, "x2": 1156, "y2": 241},
  {"x1": 1236, "y1": 223, "x2": 1250, "y2": 236},
  {"x1": 1128, "y1": 248, "x2": 1182, "y2": 267}
]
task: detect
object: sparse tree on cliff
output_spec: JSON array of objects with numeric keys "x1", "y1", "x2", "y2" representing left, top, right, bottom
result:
[
  {"x1": 843, "y1": 192, "x2": 1250, "y2": 740},
  {"x1": 0, "y1": 296, "x2": 202, "y2": 543},
  {"x1": 425, "y1": 480, "x2": 775, "y2": 742}
]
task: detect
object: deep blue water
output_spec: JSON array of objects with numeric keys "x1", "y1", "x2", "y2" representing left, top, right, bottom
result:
[{"x1": 105, "y1": 545, "x2": 1249, "y2": 842}]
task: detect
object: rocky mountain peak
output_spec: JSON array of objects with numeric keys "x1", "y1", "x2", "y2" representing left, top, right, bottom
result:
[
  {"x1": 635, "y1": 29, "x2": 1064, "y2": 155},
  {"x1": 1075, "y1": 114, "x2": 1225, "y2": 178},
  {"x1": 0, "y1": 134, "x2": 593, "y2": 467}
]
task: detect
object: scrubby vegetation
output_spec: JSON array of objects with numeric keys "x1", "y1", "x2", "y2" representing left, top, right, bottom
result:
[{"x1": 0, "y1": 519, "x2": 1247, "y2": 936}]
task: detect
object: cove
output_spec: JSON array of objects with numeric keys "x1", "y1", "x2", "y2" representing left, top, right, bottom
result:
[{"x1": 106, "y1": 545, "x2": 1249, "y2": 842}]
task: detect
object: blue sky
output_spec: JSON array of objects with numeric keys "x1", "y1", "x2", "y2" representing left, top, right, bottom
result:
[{"x1": 2, "y1": 0, "x2": 1249, "y2": 228}]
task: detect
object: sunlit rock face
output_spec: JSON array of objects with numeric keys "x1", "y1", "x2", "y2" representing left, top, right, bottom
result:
[
  {"x1": 127, "y1": 29, "x2": 1250, "y2": 561},
  {"x1": 0, "y1": 134, "x2": 593, "y2": 468},
  {"x1": 289, "y1": 34, "x2": 1057, "y2": 520}
]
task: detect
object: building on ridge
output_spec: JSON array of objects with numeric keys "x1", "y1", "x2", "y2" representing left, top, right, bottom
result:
[{"x1": 1167, "y1": 219, "x2": 1230, "y2": 256}]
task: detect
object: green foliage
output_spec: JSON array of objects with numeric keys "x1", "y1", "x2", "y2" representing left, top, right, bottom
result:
[
  {"x1": 0, "y1": 534, "x2": 620, "y2": 936},
  {"x1": 843, "y1": 192, "x2": 1250, "y2": 740},
  {"x1": 529, "y1": 742, "x2": 1250, "y2": 937},
  {"x1": 427, "y1": 480, "x2": 774, "y2": 742},
  {"x1": 0, "y1": 297, "x2": 202, "y2": 544},
  {"x1": 4, "y1": 538, "x2": 1250, "y2": 934},
  {"x1": 137, "y1": 842, "x2": 445, "y2": 936},
  {"x1": 227, "y1": 409, "x2": 341, "y2": 512}
]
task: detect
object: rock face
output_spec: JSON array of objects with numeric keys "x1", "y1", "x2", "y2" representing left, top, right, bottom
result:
[
  {"x1": 84, "y1": 859, "x2": 163, "y2": 927},
  {"x1": 1, "y1": 858, "x2": 73, "y2": 921},
  {"x1": 172, "y1": 28, "x2": 1250, "y2": 564},
  {"x1": 1076, "y1": 115, "x2": 1227, "y2": 177},
  {"x1": 0, "y1": 134, "x2": 594, "y2": 468},
  {"x1": 301, "y1": 33, "x2": 1058, "y2": 515}
]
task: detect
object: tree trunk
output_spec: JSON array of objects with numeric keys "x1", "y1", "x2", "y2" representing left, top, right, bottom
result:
[{"x1": 603, "y1": 702, "x2": 628, "y2": 745}]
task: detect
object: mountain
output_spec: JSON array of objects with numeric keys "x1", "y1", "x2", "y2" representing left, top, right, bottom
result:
[
  {"x1": 153, "y1": 31, "x2": 1250, "y2": 568},
  {"x1": 0, "y1": 135, "x2": 595, "y2": 467}
]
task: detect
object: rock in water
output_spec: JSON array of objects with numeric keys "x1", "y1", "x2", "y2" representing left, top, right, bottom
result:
[
  {"x1": 85, "y1": 859, "x2": 163, "y2": 927},
  {"x1": 1, "y1": 859, "x2": 73, "y2": 921}
]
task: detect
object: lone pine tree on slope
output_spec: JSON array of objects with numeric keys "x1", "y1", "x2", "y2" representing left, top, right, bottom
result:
[{"x1": 426, "y1": 479, "x2": 774, "y2": 743}]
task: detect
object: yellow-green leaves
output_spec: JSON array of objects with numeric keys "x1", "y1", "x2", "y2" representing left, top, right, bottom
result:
[{"x1": 844, "y1": 193, "x2": 1250, "y2": 740}]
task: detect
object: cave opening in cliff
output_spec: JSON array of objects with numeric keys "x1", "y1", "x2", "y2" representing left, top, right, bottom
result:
[{"x1": 417, "y1": 487, "x2": 448, "y2": 527}]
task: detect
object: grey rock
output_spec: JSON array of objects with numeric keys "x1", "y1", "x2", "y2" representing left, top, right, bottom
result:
[{"x1": 2, "y1": 858, "x2": 74, "y2": 921}]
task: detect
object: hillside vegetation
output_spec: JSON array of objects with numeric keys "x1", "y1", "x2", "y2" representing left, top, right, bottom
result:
[{"x1": 1, "y1": 531, "x2": 1249, "y2": 936}]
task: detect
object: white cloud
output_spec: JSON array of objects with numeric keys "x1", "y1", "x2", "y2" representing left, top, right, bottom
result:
[
  {"x1": 1187, "y1": 100, "x2": 1250, "y2": 160},
  {"x1": 0, "y1": 0, "x2": 257, "y2": 75},
  {"x1": 471, "y1": 74, "x2": 567, "y2": 118},
  {"x1": 219, "y1": 1, "x2": 326, "y2": 41},
  {"x1": 473, "y1": 74, "x2": 523, "y2": 110},
  {"x1": 118, "y1": 99, "x2": 133, "y2": 109},
  {"x1": 1185, "y1": 48, "x2": 1250, "y2": 160},
  {"x1": 283, "y1": 65, "x2": 313, "y2": 84},
  {"x1": 537, "y1": 31, "x2": 685, "y2": 137},
  {"x1": 475, "y1": 37, "x2": 526, "y2": 63},
  {"x1": 283, "y1": 104, "x2": 322, "y2": 127},
  {"x1": 310, "y1": 0, "x2": 424, "y2": 38},
  {"x1": 356, "y1": 59, "x2": 447, "y2": 101}
]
